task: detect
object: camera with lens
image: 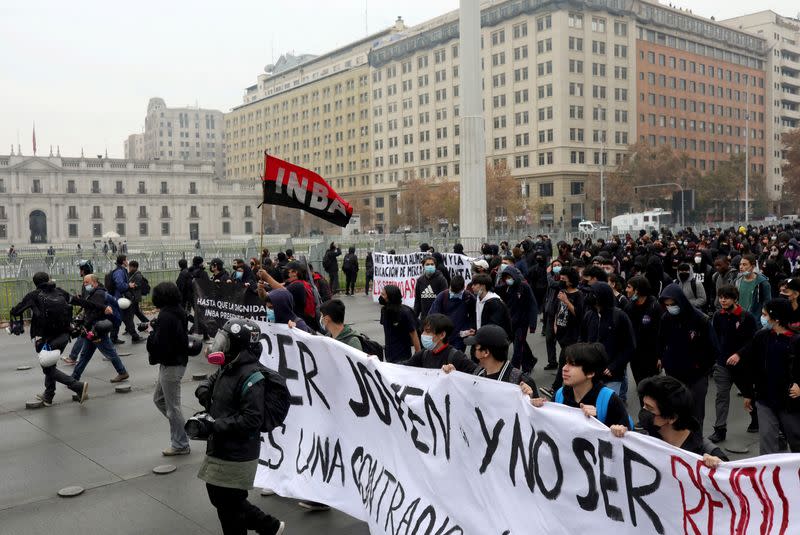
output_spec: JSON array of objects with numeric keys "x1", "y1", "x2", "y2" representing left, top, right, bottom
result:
[
  {"x1": 6, "y1": 316, "x2": 25, "y2": 336},
  {"x1": 185, "y1": 412, "x2": 215, "y2": 440}
]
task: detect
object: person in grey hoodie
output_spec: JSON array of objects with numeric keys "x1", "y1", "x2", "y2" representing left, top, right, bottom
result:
[
  {"x1": 735, "y1": 254, "x2": 772, "y2": 320},
  {"x1": 675, "y1": 263, "x2": 707, "y2": 310}
]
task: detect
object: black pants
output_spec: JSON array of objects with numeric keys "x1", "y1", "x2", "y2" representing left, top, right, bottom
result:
[
  {"x1": 344, "y1": 271, "x2": 356, "y2": 295},
  {"x1": 113, "y1": 308, "x2": 138, "y2": 340},
  {"x1": 544, "y1": 316, "x2": 557, "y2": 366},
  {"x1": 365, "y1": 273, "x2": 374, "y2": 295},
  {"x1": 327, "y1": 270, "x2": 339, "y2": 293},
  {"x1": 130, "y1": 300, "x2": 149, "y2": 323},
  {"x1": 511, "y1": 327, "x2": 536, "y2": 373},
  {"x1": 551, "y1": 343, "x2": 570, "y2": 391},
  {"x1": 206, "y1": 483, "x2": 281, "y2": 535},
  {"x1": 43, "y1": 365, "x2": 84, "y2": 402}
]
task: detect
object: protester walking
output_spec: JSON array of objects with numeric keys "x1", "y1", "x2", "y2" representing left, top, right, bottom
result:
[
  {"x1": 413, "y1": 256, "x2": 449, "y2": 322},
  {"x1": 342, "y1": 246, "x2": 359, "y2": 296},
  {"x1": 147, "y1": 282, "x2": 190, "y2": 456},
  {"x1": 322, "y1": 242, "x2": 341, "y2": 294},
  {"x1": 379, "y1": 284, "x2": 420, "y2": 363}
]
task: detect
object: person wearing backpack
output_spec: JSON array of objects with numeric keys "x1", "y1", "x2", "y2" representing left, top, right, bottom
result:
[
  {"x1": 106, "y1": 255, "x2": 142, "y2": 344},
  {"x1": 322, "y1": 242, "x2": 341, "y2": 295},
  {"x1": 319, "y1": 299, "x2": 362, "y2": 351},
  {"x1": 675, "y1": 263, "x2": 707, "y2": 310},
  {"x1": 127, "y1": 260, "x2": 151, "y2": 332},
  {"x1": 194, "y1": 318, "x2": 286, "y2": 535},
  {"x1": 147, "y1": 282, "x2": 190, "y2": 457},
  {"x1": 341, "y1": 246, "x2": 359, "y2": 296},
  {"x1": 10, "y1": 272, "x2": 89, "y2": 406},
  {"x1": 403, "y1": 314, "x2": 477, "y2": 371},
  {"x1": 531, "y1": 343, "x2": 633, "y2": 429}
]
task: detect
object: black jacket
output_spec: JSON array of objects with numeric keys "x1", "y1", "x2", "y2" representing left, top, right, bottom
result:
[
  {"x1": 211, "y1": 269, "x2": 230, "y2": 283},
  {"x1": 737, "y1": 328, "x2": 800, "y2": 413},
  {"x1": 580, "y1": 284, "x2": 636, "y2": 381},
  {"x1": 497, "y1": 266, "x2": 538, "y2": 331},
  {"x1": 711, "y1": 305, "x2": 757, "y2": 366},
  {"x1": 657, "y1": 284, "x2": 720, "y2": 383},
  {"x1": 128, "y1": 270, "x2": 144, "y2": 302},
  {"x1": 176, "y1": 268, "x2": 193, "y2": 304},
  {"x1": 624, "y1": 295, "x2": 662, "y2": 370},
  {"x1": 147, "y1": 305, "x2": 189, "y2": 367},
  {"x1": 342, "y1": 253, "x2": 359, "y2": 275},
  {"x1": 72, "y1": 286, "x2": 111, "y2": 329},
  {"x1": 195, "y1": 347, "x2": 266, "y2": 462},
  {"x1": 414, "y1": 270, "x2": 449, "y2": 320},
  {"x1": 479, "y1": 294, "x2": 513, "y2": 338},
  {"x1": 403, "y1": 345, "x2": 478, "y2": 371},
  {"x1": 10, "y1": 281, "x2": 72, "y2": 339}
]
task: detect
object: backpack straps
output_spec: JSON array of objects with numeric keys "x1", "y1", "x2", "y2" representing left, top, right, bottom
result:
[
  {"x1": 595, "y1": 386, "x2": 614, "y2": 425},
  {"x1": 554, "y1": 387, "x2": 565, "y2": 404},
  {"x1": 241, "y1": 370, "x2": 265, "y2": 397}
]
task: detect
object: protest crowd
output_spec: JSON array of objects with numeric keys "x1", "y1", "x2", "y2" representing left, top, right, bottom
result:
[{"x1": 8, "y1": 221, "x2": 800, "y2": 534}]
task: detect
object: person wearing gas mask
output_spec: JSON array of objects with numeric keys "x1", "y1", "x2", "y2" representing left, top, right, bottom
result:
[
  {"x1": 413, "y1": 256, "x2": 448, "y2": 323},
  {"x1": 147, "y1": 282, "x2": 191, "y2": 457},
  {"x1": 656, "y1": 283, "x2": 720, "y2": 428},
  {"x1": 71, "y1": 274, "x2": 130, "y2": 383},
  {"x1": 193, "y1": 319, "x2": 286, "y2": 535},
  {"x1": 610, "y1": 375, "x2": 727, "y2": 467},
  {"x1": 10, "y1": 271, "x2": 89, "y2": 406}
]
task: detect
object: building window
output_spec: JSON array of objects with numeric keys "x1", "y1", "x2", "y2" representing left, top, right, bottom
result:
[
  {"x1": 160, "y1": 181, "x2": 168, "y2": 194},
  {"x1": 138, "y1": 181, "x2": 146, "y2": 194},
  {"x1": 160, "y1": 206, "x2": 170, "y2": 218},
  {"x1": 570, "y1": 181, "x2": 585, "y2": 195},
  {"x1": 375, "y1": 197, "x2": 384, "y2": 208},
  {"x1": 189, "y1": 181, "x2": 197, "y2": 194},
  {"x1": 222, "y1": 221, "x2": 231, "y2": 235},
  {"x1": 32, "y1": 179, "x2": 42, "y2": 193},
  {"x1": 539, "y1": 183, "x2": 554, "y2": 197},
  {"x1": 68, "y1": 224, "x2": 77, "y2": 238},
  {"x1": 161, "y1": 222, "x2": 170, "y2": 236},
  {"x1": 116, "y1": 223, "x2": 126, "y2": 236},
  {"x1": 138, "y1": 206, "x2": 148, "y2": 218},
  {"x1": 222, "y1": 206, "x2": 230, "y2": 218},
  {"x1": 91, "y1": 206, "x2": 102, "y2": 219},
  {"x1": 92, "y1": 224, "x2": 102, "y2": 237},
  {"x1": 115, "y1": 180, "x2": 124, "y2": 194},
  {"x1": 115, "y1": 206, "x2": 125, "y2": 219},
  {"x1": 91, "y1": 180, "x2": 100, "y2": 194},
  {"x1": 68, "y1": 206, "x2": 78, "y2": 219},
  {"x1": 244, "y1": 221, "x2": 253, "y2": 234},
  {"x1": 139, "y1": 223, "x2": 148, "y2": 236},
  {"x1": 67, "y1": 180, "x2": 76, "y2": 193}
]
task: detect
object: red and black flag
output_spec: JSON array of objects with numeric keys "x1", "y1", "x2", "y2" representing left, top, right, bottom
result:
[{"x1": 261, "y1": 153, "x2": 353, "y2": 227}]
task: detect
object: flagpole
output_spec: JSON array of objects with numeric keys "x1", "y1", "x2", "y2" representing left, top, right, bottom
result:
[{"x1": 260, "y1": 150, "x2": 268, "y2": 258}]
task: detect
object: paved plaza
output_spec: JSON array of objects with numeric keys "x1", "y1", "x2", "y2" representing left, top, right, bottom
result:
[{"x1": 0, "y1": 294, "x2": 761, "y2": 534}]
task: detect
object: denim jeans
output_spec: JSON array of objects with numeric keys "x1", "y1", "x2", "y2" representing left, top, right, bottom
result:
[
  {"x1": 42, "y1": 364, "x2": 84, "y2": 402},
  {"x1": 154, "y1": 365, "x2": 189, "y2": 450},
  {"x1": 69, "y1": 336, "x2": 86, "y2": 360},
  {"x1": 605, "y1": 376, "x2": 629, "y2": 402},
  {"x1": 72, "y1": 335, "x2": 127, "y2": 380}
]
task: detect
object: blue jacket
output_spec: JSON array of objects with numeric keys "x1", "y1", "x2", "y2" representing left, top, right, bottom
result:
[
  {"x1": 111, "y1": 266, "x2": 129, "y2": 299},
  {"x1": 428, "y1": 289, "x2": 476, "y2": 350}
]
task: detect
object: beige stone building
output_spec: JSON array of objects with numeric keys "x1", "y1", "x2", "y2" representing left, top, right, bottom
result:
[
  {"x1": 722, "y1": 11, "x2": 800, "y2": 208},
  {"x1": 123, "y1": 133, "x2": 145, "y2": 160},
  {"x1": 225, "y1": 20, "x2": 407, "y2": 233}
]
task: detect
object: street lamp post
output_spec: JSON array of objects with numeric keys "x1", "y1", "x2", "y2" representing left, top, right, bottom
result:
[
  {"x1": 595, "y1": 106, "x2": 606, "y2": 225},
  {"x1": 744, "y1": 96, "x2": 750, "y2": 226}
]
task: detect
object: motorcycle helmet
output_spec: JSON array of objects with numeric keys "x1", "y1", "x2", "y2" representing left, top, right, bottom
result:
[
  {"x1": 92, "y1": 319, "x2": 114, "y2": 339},
  {"x1": 187, "y1": 335, "x2": 204, "y2": 357},
  {"x1": 117, "y1": 297, "x2": 132, "y2": 310},
  {"x1": 38, "y1": 347, "x2": 61, "y2": 368},
  {"x1": 207, "y1": 318, "x2": 261, "y2": 365}
]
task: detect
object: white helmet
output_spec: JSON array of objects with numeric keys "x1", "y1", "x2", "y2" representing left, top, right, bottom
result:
[
  {"x1": 38, "y1": 348, "x2": 61, "y2": 368},
  {"x1": 117, "y1": 297, "x2": 131, "y2": 310}
]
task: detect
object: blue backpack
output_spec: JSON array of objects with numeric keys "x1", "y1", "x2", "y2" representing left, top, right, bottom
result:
[{"x1": 555, "y1": 386, "x2": 634, "y2": 429}]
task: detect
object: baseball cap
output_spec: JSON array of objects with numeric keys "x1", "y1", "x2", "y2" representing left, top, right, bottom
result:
[
  {"x1": 471, "y1": 259, "x2": 490, "y2": 271},
  {"x1": 784, "y1": 278, "x2": 800, "y2": 293},
  {"x1": 464, "y1": 325, "x2": 509, "y2": 347}
]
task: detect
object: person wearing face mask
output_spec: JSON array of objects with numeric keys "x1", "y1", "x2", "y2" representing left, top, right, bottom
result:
[
  {"x1": 262, "y1": 288, "x2": 311, "y2": 333},
  {"x1": 470, "y1": 273, "x2": 512, "y2": 339},
  {"x1": 735, "y1": 298, "x2": 800, "y2": 454},
  {"x1": 497, "y1": 266, "x2": 538, "y2": 373},
  {"x1": 319, "y1": 299, "x2": 361, "y2": 351},
  {"x1": 656, "y1": 283, "x2": 720, "y2": 428},
  {"x1": 194, "y1": 318, "x2": 286, "y2": 535},
  {"x1": 413, "y1": 256, "x2": 449, "y2": 323},
  {"x1": 735, "y1": 254, "x2": 771, "y2": 320},
  {"x1": 428, "y1": 275, "x2": 476, "y2": 351},
  {"x1": 675, "y1": 263, "x2": 707, "y2": 310},
  {"x1": 146, "y1": 282, "x2": 190, "y2": 456},
  {"x1": 380, "y1": 285, "x2": 421, "y2": 363},
  {"x1": 542, "y1": 260, "x2": 565, "y2": 370},
  {"x1": 779, "y1": 278, "x2": 800, "y2": 330},
  {"x1": 783, "y1": 238, "x2": 800, "y2": 273},
  {"x1": 208, "y1": 258, "x2": 230, "y2": 284},
  {"x1": 403, "y1": 314, "x2": 476, "y2": 371},
  {"x1": 708, "y1": 285, "x2": 758, "y2": 443},
  {"x1": 610, "y1": 376, "x2": 727, "y2": 467},
  {"x1": 624, "y1": 276, "x2": 662, "y2": 390}
]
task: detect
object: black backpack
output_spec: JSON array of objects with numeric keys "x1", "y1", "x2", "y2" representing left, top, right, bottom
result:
[
  {"x1": 37, "y1": 290, "x2": 72, "y2": 334},
  {"x1": 242, "y1": 366, "x2": 291, "y2": 432},
  {"x1": 140, "y1": 276, "x2": 151, "y2": 296},
  {"x1": 344, "y1": 330, "x2": 384, "y2": 360},
  {"x1": 104, "y1": 268, "x2": 120, "y2": 296}
]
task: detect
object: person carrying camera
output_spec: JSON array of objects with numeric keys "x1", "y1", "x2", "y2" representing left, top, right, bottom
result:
[
  {"x1": 192, "y1": 318, "x2": 285, "y2": 535},
  {"x1": 10, "y1": 271, "x2": 89, "y2": 406}
]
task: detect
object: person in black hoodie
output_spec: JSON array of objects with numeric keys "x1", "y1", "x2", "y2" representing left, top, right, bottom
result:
[
  {"x1": 187, "y1": 256, "x2": 210, "y2": 339},
  {"x1": 147, "y1": 282, "x2": 190, "y2": 456},
  {"x1": 341, "y1": 246, "x2": 359, "y2": 296},
  {"x1": 10, "y1": 272, "x2": 89, "y2": 406},
  {"x1": 380, "y1": 284, "x2": 421, "y2": 362},
  {"x1": 322, "y1": 243, "x2": 341, "y2": 294},
  {"x1": 708, "y1": 284, "x2": 758, "y2": 443},
  {"x1": 195, "y1": 318, "x2": 285, "y2": 535},
  {"x1": 624, "y1": 276, "x2": 662, "y2": 389},
  {"x1": 497, "y1": 266, "x2": 538, "y2": 373},
  {"x1": 364, "y1": 252, "x2": 374, "y2": 296},
  {"x1": 428, "y1": 275, "x2": 476, "y2": 351},
  {"x1": 403, "y1": 314, "x2": 477, "y2": 371},
  {"x1": 175, "y1": 259, "x2": 193, "y2": 312},
  {"x1": 209, "y1": 258, "x2": 230, "y2": 283},
  {"x1": 736, "y1": 298, "x2": 800, "y2": 454},
  {"x1": 413, "y1": 256, "x2": 449, "y2": 322},
  {"x1": 579, "y1": 283, "x2": 636, "y2": 400},
  {"x1": 657, "y1": 283, "x2": 720, "y2": 428}
]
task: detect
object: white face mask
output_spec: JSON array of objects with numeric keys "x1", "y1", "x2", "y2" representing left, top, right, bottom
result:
[{"x1": 666, "y1": 304, "x2": 681, "y2": 316}]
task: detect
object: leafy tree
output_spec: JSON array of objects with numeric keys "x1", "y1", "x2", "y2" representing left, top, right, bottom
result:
[{"x1": 485, "y1": 162, "x2": 524, "y2": 234}]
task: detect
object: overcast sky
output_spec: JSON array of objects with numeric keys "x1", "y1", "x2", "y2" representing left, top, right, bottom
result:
[{"x1": 2, "y1": 0, "x2": 797, "y2": 158}]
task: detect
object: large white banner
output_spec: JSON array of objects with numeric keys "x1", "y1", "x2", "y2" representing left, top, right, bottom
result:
[
  {"x1": 371, "y1": 252, "x2": 475, "y2": 307},
  {"x1": 255, "y1": 324, "x2": 800, "y2": 535}
]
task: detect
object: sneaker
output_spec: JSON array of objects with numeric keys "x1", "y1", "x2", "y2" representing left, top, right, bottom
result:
[
  {"x1": 110, "y1": 373, "x2": 130, "y2": 383},
  {"x1": 543, "y1": 363, "x2": 558, "y2": 371},
  {"x1": 34, "y1": 394, "x2": 53, "y2": 407},
  {"x1": 137, "y1": 322, "x2": 150, "y2": 332},
  {"x1": 746, "y1": 422, "x2": 759, "y2": 433},
  {"x1": 273, "y1": 521, "x2": 285, "y2": 535},
  {"x1": 539, "y1": 387, "x2": 554, "y2": 400},
  {"x1": 79, "y1": 382, "x2": 89, "y2": 404},
  {"x1": 162, "y1": 447, "x2": 191, "y2": 456},
  {"x1": 708, "y1": 428, "x2": 726, "y2": 444},
  {"x1": 260, "y1": 488, "x2": 276, "y2": 496},
  {"x1": 297, "y1": 500, "x2": 330, "y2": 511},
  {"x1": 62, "y1": 357, "x2": 77, "y2": 365}
]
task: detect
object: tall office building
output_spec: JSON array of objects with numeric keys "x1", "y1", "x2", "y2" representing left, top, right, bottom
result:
[
  {"x1": 124, "y1": 133, "x2": 145, "y2": 160},
  {"x1": 141, "y1": 98, "x2": 225, "y2": 178},
  {"x1": 722, "y1": 10, "x2": 800, "y2": 209}
]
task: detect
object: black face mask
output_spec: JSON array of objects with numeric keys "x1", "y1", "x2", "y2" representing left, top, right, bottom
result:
[
  {"x1": 638, "y1": 409, "x2": 661, "y2": 436},
  {"x1": 678, "y1": 272, "x2": 690, "y2": 282},
  {"x1": 378, "y1": 296, "x2": 387, "y2": 306}
]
